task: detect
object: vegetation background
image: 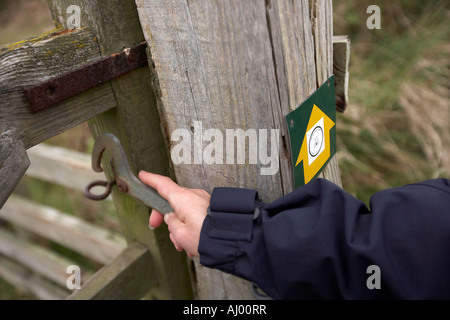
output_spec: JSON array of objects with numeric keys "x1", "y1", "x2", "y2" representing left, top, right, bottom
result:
[{"x1": 0, "y1": 0, "x2": 448, "y2": 299}]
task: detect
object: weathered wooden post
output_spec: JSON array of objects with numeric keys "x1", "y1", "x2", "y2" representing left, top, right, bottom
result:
[
  {"x1": 136, "y1": 0, "x2": 340, "y2": 299},
  {"x1": 45, "y1": 0, "x2": 194, "y2": 299}
]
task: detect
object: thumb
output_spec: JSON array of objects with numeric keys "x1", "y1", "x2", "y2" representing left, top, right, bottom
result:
[{"x1": 149, "y1": 209, "x2": 165, "y2": 229}]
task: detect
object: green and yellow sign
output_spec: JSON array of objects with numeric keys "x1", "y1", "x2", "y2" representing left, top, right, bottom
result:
[{"x1": 286, "y1": 76, "x2": 337, "y2": 189}]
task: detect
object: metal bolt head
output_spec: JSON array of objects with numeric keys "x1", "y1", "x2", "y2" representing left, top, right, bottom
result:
[{"x1": 117, "y1": 180, "x2": 128, "y2": 193}]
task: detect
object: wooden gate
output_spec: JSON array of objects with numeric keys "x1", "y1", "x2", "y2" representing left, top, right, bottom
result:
[{"x1": 0, "y1": 0, "x2": 349, "y2": 300}]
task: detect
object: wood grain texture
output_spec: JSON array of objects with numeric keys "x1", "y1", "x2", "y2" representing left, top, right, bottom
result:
[
  {"x1": 0, "y1": 195, "x2": 126, "y2": 265},
  {"x1": 333, "y1": 35, "x2": 351, "y2": 113},
  {"x1": 0, "y1": 256, "x2": 69, "y2": 300},
  {"x1": 0, "y1": 228, "x2": 83, "y2": 287},
  {"x1": 0, "y1": 28, "x2": 116, "y2": 209},
  {"x1": 0, "y1": 130, "x2": 29, "y2": 209},
  {"x1": 137, "y1": 0, "x2": 284, "y2": 299},
  {"x1": 0, "y1": 28, "x2": 116, "y2": 150},
  {"x1": 67, "y1": 242, "x2": 155, "y2": 300},
  {"x1": 310, "y1": 0, "x2": 342, "y2": 187},
  {"x1": 137, "y1": 0, "x2": 340, "y2": 299},
  {"x1": 47, "y1": 0, "x2": 194, "y2": 300},
  {"x1": 311, "y1": 0, "x2": 334, "y2": 87},
  {"x1": 138, "y1": 0, "x2": 284, "y2": 196},
  {"x1": 26, "y1": 143, "x2": 108, "y2": 194}
]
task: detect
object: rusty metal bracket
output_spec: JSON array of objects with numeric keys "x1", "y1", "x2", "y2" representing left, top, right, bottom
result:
[{"x1": 23, "y1": 42, "x2": 148, "y2": 113}]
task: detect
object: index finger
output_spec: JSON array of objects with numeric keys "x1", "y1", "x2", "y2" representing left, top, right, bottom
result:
[{"x1": 138, "y1": 171, "x2": 182, "y2": 205}]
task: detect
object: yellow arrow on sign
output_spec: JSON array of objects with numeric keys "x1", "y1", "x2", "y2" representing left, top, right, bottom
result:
[{"x1": 295, "y1": 104, "x2": 335, "y2": 184}]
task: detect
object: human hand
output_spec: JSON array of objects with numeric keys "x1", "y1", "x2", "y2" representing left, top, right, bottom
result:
[{"x1": 138, "y1": 171, "x2": 210, "y2": 258}]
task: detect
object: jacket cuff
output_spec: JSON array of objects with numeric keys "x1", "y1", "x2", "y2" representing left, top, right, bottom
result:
[{"x1": 199, "y1": 187, "x2": 259, "y2": 270}]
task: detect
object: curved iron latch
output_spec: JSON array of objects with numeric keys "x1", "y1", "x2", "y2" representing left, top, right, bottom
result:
[{"x1": 84, "y1": 133, "x2": 173, "y2": 215}]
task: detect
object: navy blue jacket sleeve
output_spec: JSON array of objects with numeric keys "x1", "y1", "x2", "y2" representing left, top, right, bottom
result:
[{"x1": 198, "y1": 178, "x2": 450, "y2": 300}]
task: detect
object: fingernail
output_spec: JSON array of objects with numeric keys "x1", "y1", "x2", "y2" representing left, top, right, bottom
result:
[
  {"x1": 148, "y1": 225, "x2": 155, "y2": 230},
  {"x1": 164, "y1": 214, "x2": 170, "y2": 224}
]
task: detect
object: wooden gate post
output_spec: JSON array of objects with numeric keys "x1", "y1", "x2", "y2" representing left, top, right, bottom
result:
[
  {"x1": 46, "y1": 0, "x2": 193, "y2": 299},
  {"x1": 136, "y1": 0, "x2": 340, "y2": 299}
]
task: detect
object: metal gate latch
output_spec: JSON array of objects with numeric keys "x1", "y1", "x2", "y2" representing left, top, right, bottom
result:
[
  {"x1": 24, "y1": 42, "x2": 148, "y2": 113},
  {"x1": 84, "y1": 133, "x2": 173, "y2": 215}
]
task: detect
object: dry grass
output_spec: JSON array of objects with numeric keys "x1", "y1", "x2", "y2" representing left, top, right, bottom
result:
[{"x1": 334, "y1": 0, "x2": 449, "y2": 203}]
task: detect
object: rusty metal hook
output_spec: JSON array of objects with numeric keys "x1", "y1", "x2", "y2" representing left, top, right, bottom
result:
[
  {"x1": 84, "y1": 180, "x2": 116, "y2": 201},
  {"x1": 86, "y1": 133, "x2": 173, "y2": 214}
]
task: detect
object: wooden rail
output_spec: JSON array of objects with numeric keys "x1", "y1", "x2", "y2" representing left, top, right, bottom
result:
[
  {"x1": 0, "y1": 144, "x2": 126, "y2": 299},
  {"x1": 26, "y1": 144, "x2": 108, "y2": 195},
  {"x1": 0, "y1": 28, "x2": 116, "y2": 208},
  {"x1": 0, "y1": 228, "x2": 80, "y2": 287},
  {"x1": 0, "y1": 256, "x2": 69, "y2": 300},
  {"x1": 1, "y1": 195, "x2": 125, "y2": 265},
  {"x1": 68, "y1": 242, "x2": 155, "y2": 300},
  {"x1": 0, "y1": 28, "x2": 116, "y2": 150}
]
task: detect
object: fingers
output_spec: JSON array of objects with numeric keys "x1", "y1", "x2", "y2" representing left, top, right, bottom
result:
[
  {"x1": 139, "y1": 172, "x2": 203, "y2": 258},
  {"x1": 164, "y1": 213, "x2": 185, "y2": 238},
  {"x1": 149, "y1": 211, "x2": 184, "y2": 253},
  {"x1": 138, "y1": 171, "x2": 182, "y2": 205},
  {"x1": 149, "y1": 209, "x2": 164, "y2": 229},
  {"x1": 169, "y1": 233, "x2": 183, "y2": 252},
  {"x1": 149, "y1": 211, "x2": 183, "y2": 252},
  {"x1": 165, "y1": 213, "x2": 195, "y2": 255}
]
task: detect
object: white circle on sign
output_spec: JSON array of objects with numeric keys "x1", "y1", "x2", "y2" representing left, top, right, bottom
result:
[{"x1": 308, "y1": 126, "x2": 324, "y2": 157}]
